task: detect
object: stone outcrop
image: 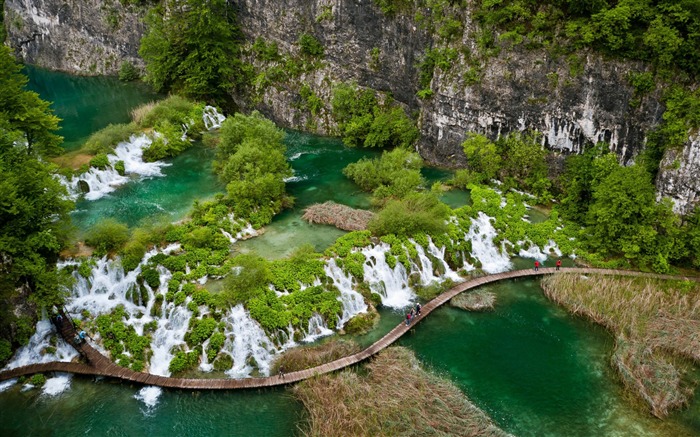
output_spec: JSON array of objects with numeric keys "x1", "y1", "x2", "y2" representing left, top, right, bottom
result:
[
  {"x1": 3, "y1": 0, "x2": 145, "y2": 75},
  {"x1": 656, "y1": 134, "x2": 700, "y2": 215}
]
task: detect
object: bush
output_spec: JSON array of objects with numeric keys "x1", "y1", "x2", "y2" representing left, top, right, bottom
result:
[
  {"x1": 221, "y1": 254, "x2": 271, "y2": 305},
  {"x1": 298, "y1": 33, "x2": 324, "y2": 57},
  {"x1": 82, "y1": 123, "x2": 138, "y2": 155},
  {"x1": 114, "y1": 160, "x2": 126, "y2": 176},
  {"x1": 89, "y1": 153, "x2": 111, "y2": 170},
  {"x1": 29, "y1": 374, "x2": 47, "y2": 386},
  {"x1": 85, "y1": 218, "x2": 130, "y2": 254},
  {"x1": 343, "y1": 148, "x2": 425, "y2": 202},
  {"x1": 368, "y1": 193, "x2": 451, "y2": 237},
  {"x1": 119, "y1": 61, "x2": 140, "y2": 82},
  {"x1": 0, "y1": 339, "x2": 12, "y2": 364}
]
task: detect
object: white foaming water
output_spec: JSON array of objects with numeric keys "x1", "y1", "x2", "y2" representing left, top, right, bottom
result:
[
  {"x1": 135, "y1": 386, "x2": 162, "y2": 410},
  {"x1": 149, "y1": 278, "x2": 192, "y2": 377},
  {"x1": 4, "y1": 320, "x2": 78, "y2": 370},
  {"x1": 199, "y1": 338, "x2": 213, "y2": 373},
  {"x1": 0, "y1": 379, "x2": 17, "y2": 392},
  {"x1": 221, "y1": 222, "x2": 258, "y2": 244},
  {"x1": 426, "y1": 237, "x2": 463, "y2": 282},
  {"x1": 324, "y1": 259, "x2": 367, "y2": 328},
  {"x1": 61, "y1": 135, "x2": 171, "y2": 201},
  {"x1": 222, "y1": 305, "x2": 279, "y2": 378},
  {"x1": 302, "y1": 314, "x2": 334, "y2": 343},
  {"x1": 202, "y1": 105, "x2": 226, "y2": 130},
  {"x1": 42, "y1": 373, "x2": 71, "y2": 396},
  {"x1": 465, "y1": 212, "x2": 512, "y2": 274},
  {"x1": 361, "y1": 243, "x2": 414, "y2": 309},
  {"x1": 518, "y1": 239, "x2": 563, "y2": 262}
]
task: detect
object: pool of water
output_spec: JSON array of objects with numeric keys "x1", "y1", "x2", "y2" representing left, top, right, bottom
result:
[
  {"x1": 399, "y1": 279, "x2": 700, "y2": 436},
  {"x1": 25, "y1": 66, "x2": 160, "y2": 151},
  {"x1": 0, "y1": 377, "x2": 304, "y2": 436}
]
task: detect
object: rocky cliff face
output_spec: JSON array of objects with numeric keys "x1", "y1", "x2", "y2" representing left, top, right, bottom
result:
[
  {"x1": 3, "y1": 0, "x2": 145, "y2": 75},
  {"x1": 4, "y1": 0, "x2": 698, "y2": 213}
]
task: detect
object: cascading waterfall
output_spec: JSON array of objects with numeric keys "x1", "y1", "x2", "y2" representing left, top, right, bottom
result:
[
  {"x1": 221, "y1": 305, "x2": 280, "y2": 378},
  {"x1": 324, "y1": 259, "x2": 367, "y2": 328},
  {"x1": 518, "y1": 239, "x2": 563, "y2": 262},
  {"x1": 302, "y1": 314, "x2": 334, "y2": 343},
  {"x1": 360, "y1": 243, "x2": 414, "y2": 309},
  {"x1": 202, "y1": 106, "x2": 226, "y2": 130},
  {"x1": 60, "y1": 135, "x2": 170, "y2": 201},
  {"x1": 464, "y1": 212, "x2": 512, "y2": 273},
  {"x1": 426, "y1": 237, "x2": 463, "y2": 282},
  {"x1": 3, "y1": 320, "x2": 78, "y2": 370}
]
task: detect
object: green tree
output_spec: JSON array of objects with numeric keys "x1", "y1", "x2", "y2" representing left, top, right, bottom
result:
[
  {"x1": 461, "y1": 133, "x2": 501, "y2": 183},
  {"x1": 0, "y1": 46, "x2": 62, "y2": 155},
  {"x1": 222, "y1": 254, "x2": 271, "y2": 305},
  {"x1": 139, "y1": 0, "x2": 241, "y2": 102},
  {"x1": 343, "y1": 148, "x2": 425, "y2": 203},
  {"x1": 368, "y1": 192, "x2": 450, "y2": 237}
]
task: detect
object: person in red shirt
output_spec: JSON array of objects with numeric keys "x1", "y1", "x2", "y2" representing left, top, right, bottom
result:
[
  {"x1": 534, "y1": 260, "x2": 540, "y2": 271},
  {"x1": 556, "y1": 259, "x2": 562, "y2": 271}
]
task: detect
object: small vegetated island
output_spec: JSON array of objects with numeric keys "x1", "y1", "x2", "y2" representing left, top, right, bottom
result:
[{"x1": 2, "y1": 0, "x2": 700, "y2": 434}]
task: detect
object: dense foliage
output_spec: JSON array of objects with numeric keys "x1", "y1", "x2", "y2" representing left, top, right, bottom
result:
[
  {"x1": 368, "y1": 193, "x2": 451, "y2": 237},
  {"x1": 139, "y1": 0, "x2": 242, "y2": 102},
  {"x1": 0, "y1": 47, "x2": 74, "y2": 359},
  {"x1": 331, "y1": 83, "x2": 418, "y2": 149},
  {"x1": 214, "y1": 111, "x2": 292, "y2": 226}
]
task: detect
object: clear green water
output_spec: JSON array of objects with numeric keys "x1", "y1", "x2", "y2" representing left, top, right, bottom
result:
[
  {"x1": 0, "y1": 379, "x2": 304, "y2": 436},
  {"x1": 24, "y1": 66, "x2": 160, "y2": 151},
  {"x1": 7, "y1": 67, "x2": 698, "y2": 437},
  {"x1": 399, "y1": 279, "x2": 700, "y2": 436}
]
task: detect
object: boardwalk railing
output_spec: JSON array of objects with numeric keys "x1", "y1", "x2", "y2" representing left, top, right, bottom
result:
[{"x1": 0, "y1": 267, "x2": 696, "y2": 389}]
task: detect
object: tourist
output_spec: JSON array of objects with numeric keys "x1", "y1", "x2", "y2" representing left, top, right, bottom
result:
[
  {"x1": 56, "y1": 313, "x2": 63, "y2": 326},
  {"x1": 556, "y1": 259, "x2": 562, "y2": 271},
  {"x1": 410, "y1": 308, "x2": 415, "y2": 320},
  {"x1": 406, "y1": 312, "x2": 411, "y2": 326},
  {"x1": 534, "y1": 260, "x2": 540, "y2": 271},
  {"x1": 279, "y1": 365, "x2": 285, "y2": 379},
  {"x1": 416, "y1": 303, "x2": 421, "y2": 316}
]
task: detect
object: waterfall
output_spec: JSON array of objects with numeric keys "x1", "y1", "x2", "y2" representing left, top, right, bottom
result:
[
  {"x1": 199, "y1": 338, "x2": 213, "y2": 372},
  {"x1": 410, "y1": 240, "x2": 440, "y2": 285},
  {"x1": 360, "y1": 243, "x2": 414, "y2": 309},
  {"x1": 42, "y1": 374, "x2": 72, "y2": 396},
  {"x1": 518, "y1": 239, "x2": 563, "y2": 262},
  {"x1": 426, "y1": 237, "x2": 463, "y2": 282},
  {"x1": 222, "y1": 305, "x2": 279, "y2": 378},
  {"x1": 465, "y1": 212, "x2": 512, "y2": 274},
  {"x1": 61, "y1": 134, "x2": 170, "y2": 201},
  {"x1": 3, "y1": 320, "x2": 78, "y2": 370},
  {"x1": 324, "y1": 259, "x2": 367, "y2": 328},
  {"x1": 302, "y1": 314, "x2": 334, "y2": 343},
  {"x1": 202, "y1": 106, "x2": 226, "y2": 130}
]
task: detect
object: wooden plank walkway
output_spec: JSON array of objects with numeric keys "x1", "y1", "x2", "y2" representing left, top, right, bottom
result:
[{"x1": 1, "y1": 267, "x2": 697, "y2": 389}]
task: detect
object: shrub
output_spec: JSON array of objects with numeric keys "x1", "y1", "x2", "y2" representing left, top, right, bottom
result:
[
  {"x1": 114, "y1": 160, "x2": 126, "y2": 176},
  {"x1": 0, "y1": 339, "x2": 12, "y2": 364},
  {"x1": 85, "y1": 218, "x2": 130, "y2": 254},
  {"x1": 29, "y1": 374, "x2": 47, "y2": 386},
  {"x1": 368, "y1": 192, "x2": 451, "y2": 237},
  {"x1": 119, "y1": 61, "x2": 140, "y2": 82},
  {"x1": 343, "y1": 148, "x2": 425, "y2": 202},
  {"x1": 89, "y1": 153, "x2": 111, "y2": 170},
  {"x1": 298, "y1": 33, "x2": 324, "y2": 58},
  {"x1": 82, "y1": 123, "x2": 138, "y2": 155}
]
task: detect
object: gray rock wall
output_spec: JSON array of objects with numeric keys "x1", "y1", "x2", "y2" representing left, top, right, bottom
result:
[
  {"x1": 656, "y1": 134, "x2": 700, "y2": 215},
  {"x1": 4, "y1": 0, "x2": 145, "y2": 75}
]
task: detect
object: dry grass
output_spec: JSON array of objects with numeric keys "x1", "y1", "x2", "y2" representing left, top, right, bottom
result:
[
  {"x1": 271, "y1": 339, "x2": 361, "y2": 374},
  {"x1": 302, "y1": 202, "x2": 374, "y2": 231},
  {"x1": 293, "y1": 347, "x2": 511, "y2": 437},
  {"x1": 51, "y1": 152, "x2": 94, "y2": 170},
  {"x1": 451, "y1": 289, "x2": 496, "y2": 311},
  {"x1": 541, "y1": 273, "x2": 700, "y2": 417},
  {"x1": 130, "y1": 101, "x2": 157, "y2": 125}
]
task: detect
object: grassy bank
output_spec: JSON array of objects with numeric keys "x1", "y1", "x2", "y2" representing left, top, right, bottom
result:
[
  {"x1": 540, "y1": 273, "x2": 700, "y2": 418},
  {"x1": 292, "y1": 346, "x2": 510, "y2": 437},
  {"x1": 451, "y1": 289, "x2": 496, "y2": 311},
  {"x1": 271, "y1": 339, "x2": 361, "y2": 375}
]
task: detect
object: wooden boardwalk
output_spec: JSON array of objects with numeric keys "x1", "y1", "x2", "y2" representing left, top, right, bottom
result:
[{"x1": 0, "y1": 267, "x2": 696, "y2": 389}]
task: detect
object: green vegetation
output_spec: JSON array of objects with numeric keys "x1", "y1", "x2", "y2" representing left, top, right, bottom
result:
[
  {"x1": 368, "y1": 193, "x2": 451, "y2": 237},
  {"x1": 293, "y1": 347, "x2": 508, "y2": 437},
  {"x1": 542, "y1": 274, "x2": 700, "y2": 417},
  {"x1": 139, "y1": 0, "x2": 242, "y2": 102},
  {"x1": 29, "y1": 373, "x2": 46, "y2": 386},
  {"x1": 118, "y1": 61, "x2": 139, "y2": 82},
  {"x1": 298, "y1": 33, "x2": 324, "y2": 58},
  {"x1": 0, "y1": 47, "x2": 74, "y2": 361},
  {"x1": 214, "y1": 111, "x2": 292, "y2": 226},
  {"x1": 89, "y1": 153, "x2": 111, "y2": 170},
  {"x1": 331, "y1": 82, "x2": 418, "y2": 149},
  {"x1": 94, "y1": 305, "x2": 151, "y2": 371},
  {"x1": 82, "y1": 123, "x2": 139, "y2": 155},
  {"x1": 343, "y1": 148, "x2": 425, "y2": 203},
  {"x1": 85, "y1": 219, "x2": 130, "y2": 255}
]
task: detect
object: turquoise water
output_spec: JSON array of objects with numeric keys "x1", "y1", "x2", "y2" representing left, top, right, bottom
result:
[
  {"x1": 6, "y1": 67, "x2": 699, "y2": 436},
  {"x1": 24, "y1": 66, "x2": 160, "y2": 151},
  {"x1": 0, "y1": 379, "x2": 304, "y2": 436},
  {"x1": 399, "y1": 279, "x2": 700, "y2": 436}
]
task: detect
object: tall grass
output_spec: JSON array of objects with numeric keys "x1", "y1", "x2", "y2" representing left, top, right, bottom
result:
[
  {"x1": 292, "y1": 347, "x2": 509, "y2": 437},
  {"x1": 82, "y1": 122, "x2": 139, "y2": 155},
  {"x1": 541, "y1": 273, "x2": 700, "y2": 417},
  {"x1": 451, "y1": 289, "x2": 496, "y2": 311}
]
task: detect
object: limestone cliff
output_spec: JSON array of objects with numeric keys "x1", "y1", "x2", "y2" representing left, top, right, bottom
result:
[
  {"x1": 3, "y1": 0, "x2": 698, "y2": 213},
  {"x1": 3, "y1": 0, "x2": 145, "y2": 75}
]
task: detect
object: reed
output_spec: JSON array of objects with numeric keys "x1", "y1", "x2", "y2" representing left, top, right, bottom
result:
[
  {"x1": 271, "y1": 339, "x2": 361, "y2": 374},
  {"x1": 302, "y1": 202, "x2": 374, "y2": 231},
  {"x1": 293, "y1": 347, "x2": 510, "y2": 437},
  {"x1": 541, "y1": 273, "x2": 700, "y2": 417}
]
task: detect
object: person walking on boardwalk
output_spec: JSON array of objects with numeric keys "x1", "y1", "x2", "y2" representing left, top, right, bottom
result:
[
  {"x1": 406, "y1": 312, "x2": 412, "y2": 326},
  {"x1": 279, "y1": 365, "x2": 285, "y2": 379},
  {"x1": 415, "y1": 303, "x2": 422, "y2": 316},
  {"x1": 556, "y1": 259, "x2": 561, "y2": 271},
  {"x1": 534, "y1": 260, "x2": 540, "y2": 271}
]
